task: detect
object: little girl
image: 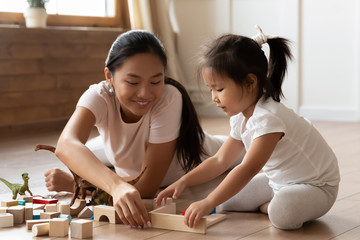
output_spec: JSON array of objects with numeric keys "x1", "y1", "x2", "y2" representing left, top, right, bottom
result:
[{"x1": 156, "y1": 26, "x2": 340, "y2": 230}]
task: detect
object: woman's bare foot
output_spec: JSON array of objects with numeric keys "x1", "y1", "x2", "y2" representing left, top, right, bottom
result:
[
  {"x1": 44, "y1": 168, "x2": 74, "y2": 192},
  {"x1": 259, "y1": 202, "x2": 270, "y2": 214}
]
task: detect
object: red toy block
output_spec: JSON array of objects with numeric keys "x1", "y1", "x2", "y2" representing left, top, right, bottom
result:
[{"x1": 33, "y1": 197, "x2": 58, "y2": 204}]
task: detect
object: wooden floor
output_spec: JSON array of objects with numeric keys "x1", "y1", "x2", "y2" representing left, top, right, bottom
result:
[{"x1": 0, "y1": 117, "x2": 360, "y2": 239}]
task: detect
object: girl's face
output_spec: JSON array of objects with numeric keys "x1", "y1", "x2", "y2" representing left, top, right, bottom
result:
[
  {"x1": 105, "y1": 53, "x2": 165, "y2": 123},
  {"x1": 202, "y1": 67, "x2": 258, "y2": 118}
]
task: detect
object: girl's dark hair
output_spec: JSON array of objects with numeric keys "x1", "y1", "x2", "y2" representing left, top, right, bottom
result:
[
  {"x1": 106, "y1": 30, "x2": 205, "y2": 172},
  {"x1": 198, "y1": 34, "x2": 293, "y2": 102}
]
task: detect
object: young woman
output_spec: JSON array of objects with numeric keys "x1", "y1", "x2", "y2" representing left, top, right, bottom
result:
[
  {"x1": 48, "y1": 30, "x2": 232, "y2": 228},
  {"x1": 156, "y1": 26, "x2": 340, "y2": 230}
]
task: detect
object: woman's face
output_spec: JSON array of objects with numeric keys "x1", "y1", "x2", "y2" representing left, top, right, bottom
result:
[{"x1": 105, "y1": 53, "x2": 165, "y2": 123}]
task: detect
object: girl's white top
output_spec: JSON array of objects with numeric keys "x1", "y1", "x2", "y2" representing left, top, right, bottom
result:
[{"x1": 230, "y1": 98, "x2": 340, "y2": 191}]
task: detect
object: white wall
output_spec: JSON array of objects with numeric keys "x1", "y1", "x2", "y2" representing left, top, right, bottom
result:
[
  {"x1": 171, "y1": 0, "x2": 360, "y2": 121},
  {"x1": 300, "y1": 0, "x2": 360, "y2": 121}
]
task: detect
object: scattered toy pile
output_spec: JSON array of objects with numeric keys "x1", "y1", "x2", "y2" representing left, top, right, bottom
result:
[{"x1": 0, "y1": 196, "x2": 95, "y2": 238}]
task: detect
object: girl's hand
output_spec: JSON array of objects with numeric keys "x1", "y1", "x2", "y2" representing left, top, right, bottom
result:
[
  {"x1": 156, "y1": 179, "x2": 186, "y2": 206},
  {"x1": 111, "y1": 182, "x2": 150, "y2": 228},
  {"x1": 184, "y1": 199, "x2": 214, "y2": 228},
  {"x1": 44, "y1": 168, "x2": 74, "y2": 192}
]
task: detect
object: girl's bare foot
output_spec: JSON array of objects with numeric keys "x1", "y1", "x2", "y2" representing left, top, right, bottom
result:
[{"x1": 259, "y1": 202, "x2": 270, "y2": 214}]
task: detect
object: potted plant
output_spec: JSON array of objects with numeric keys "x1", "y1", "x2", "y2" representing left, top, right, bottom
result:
[{"x1": 24, "y1": 0, "x2": 49, "y2": 28}]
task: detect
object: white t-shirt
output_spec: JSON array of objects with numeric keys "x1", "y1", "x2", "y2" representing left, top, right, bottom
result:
[
  {"x1": 230, "y1": 98, "x2": 340, "y2": 191},
  {"x1": 77, "y1": 81, "x2": 226, "y2": 186}
]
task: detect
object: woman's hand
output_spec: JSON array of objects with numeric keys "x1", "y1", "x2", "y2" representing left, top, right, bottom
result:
[
  {"x1": 156, "y1": 179, "x2": 186, "y2": 206},
  {"x1": 111, "y1": 182, "x2": 150, "y2": 228},
  {"x1": 44, "y1": 168, "x2": 74, "y2": 192},
  {"x1": 184, "y1": 199, "x2": 214, "y2": 228}
]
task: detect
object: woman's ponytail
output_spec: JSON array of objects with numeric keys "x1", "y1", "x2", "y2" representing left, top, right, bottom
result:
[{"x1": 165, "y1": 77, "x2": 206, "y2": 172}]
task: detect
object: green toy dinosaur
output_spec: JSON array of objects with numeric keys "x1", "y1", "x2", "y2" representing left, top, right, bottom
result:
[{"x1": 0, "y1": 173, "x2": 33, "y2": 200}]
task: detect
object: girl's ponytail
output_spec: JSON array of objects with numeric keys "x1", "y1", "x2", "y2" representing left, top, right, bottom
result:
[{"x1": 266, "y1": 38, "x2": 293, "y2": 102}]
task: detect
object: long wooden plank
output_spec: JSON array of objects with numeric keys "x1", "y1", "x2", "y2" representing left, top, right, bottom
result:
[
  {"x1": 150, "y1": 212, "x2": 207, "y2": 234},
  {"x1": 149, "y1": 203, "x2": 226, "y2": 234},
  {"x1": 205, "y1": 213, "x2": 226, "y2": 227}
]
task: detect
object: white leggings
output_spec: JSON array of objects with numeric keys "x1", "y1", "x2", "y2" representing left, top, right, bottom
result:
[{"x1": 220, "y1": 173, "x2": 339, "y2": 230}]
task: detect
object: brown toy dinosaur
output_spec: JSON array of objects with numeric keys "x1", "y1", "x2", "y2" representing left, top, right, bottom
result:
[{"x1": 34, "y1": 144, "x2": 146, "y2": 206}]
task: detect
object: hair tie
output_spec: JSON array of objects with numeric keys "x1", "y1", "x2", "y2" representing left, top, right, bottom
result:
[{"x1": 252, "y1": 25, "x2": 269, "y2": 47}]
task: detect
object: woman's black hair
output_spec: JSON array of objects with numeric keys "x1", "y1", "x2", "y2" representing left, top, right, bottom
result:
[
  {"x1": 198, "y1": 34, "x2": 293, "y2": 102},
  {"x1": 105, "y1": 29, "x2": 167, "y2": 74},
  {"x1": 106, "y1": 30, "x2": 205, "y2": 172}
]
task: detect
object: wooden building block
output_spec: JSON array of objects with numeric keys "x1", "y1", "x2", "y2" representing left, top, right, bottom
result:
[
  {"x1": 25, "y1": 202, "x2": 32, "y2": 208},
  {"x1": 40, "y1": 211, "x2": 60, "y2": 219},
  {"x1": 7, "y1": 205, "x2": 25, "y2": 224},
  {"x1": 33, "y1": 197, "x2": 58, "y2": 204},
  {"x1": 0, "y1": 207, "x2": 8, "y2": 213},
  {"x1": 93, "y1": 205, "x2": 121, "y2": 224},
  {"x1": 77, "y1": 206, "x2": 93, "y2": 219},
  {"x1": 32, "y1": 222, "x2": 49, "y2": 237},
  {"x1": 26, "y1": 219, "x2": 51, "y2": 230},
  {"x1": 18, "y1": 200, "x2": 26, "y2": 206},
  {"x1": 45, "y1": 204, "x2": 57, "y2": 212},
  {"x1": 205, "y1": 213, "x2": 227, "y2": 227},
  {"x1": 49, "y1": 218, "x2": 69, "y2": 237},
  {"x1": 58, "y1": 202, "x2": 70, "y2": 215},
  {"x1": 156, "y1": 197, "x2": 174, "y2": 207},
  {"x1": 25, "y1": 205, "x2": 33, "y2": 220},
  {"x1": 149, "y1": 202, "x2": 226, "y2": 234},
  {"x1": 1, "y1": 200, "x2": 18, "y2": 207},
  {"x1": 58, "y1": 214, "x2": 72, "y2": 224},
  {"x1": 70, "y1": 199, "x2": 86, "y2": 216},
  {"x1": 71, "y1": 219, "x2": 93, "y2": 239},
  {"x1": 150, "y1": 203, "x2": 206, "y2": 234},
  {"x1": 0, "y1": 213, "x2": 14, "y2": 228},
  {"x1": 33, "y1": 209, "x2": 44, "y2": 219},
  {"x1": 18, "y1": 195, "x2": 33, "y2": 203},
  {"x1": 33, "y1": 203, "x2": 45, "y2": 210},
  {"x1": 151, "y1": 210, "x2": 206, "y2": 234}
]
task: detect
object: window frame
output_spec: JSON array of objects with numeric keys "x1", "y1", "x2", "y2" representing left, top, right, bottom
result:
[{"x1": 0, "y1": 0, "x2": 130, "y2": 28}]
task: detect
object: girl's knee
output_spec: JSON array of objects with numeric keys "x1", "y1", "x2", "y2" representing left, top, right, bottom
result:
[
  {"x1": 267, "y1": 194, "x2": 305, "y2": 230},
  {"x1": 268, "y1": 206, "x2": 303, "y2": 230}
]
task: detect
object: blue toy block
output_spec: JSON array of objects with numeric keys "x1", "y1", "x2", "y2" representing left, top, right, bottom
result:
[{"x1": 59, "y1": 214, "x2": 72, "y2": 224}]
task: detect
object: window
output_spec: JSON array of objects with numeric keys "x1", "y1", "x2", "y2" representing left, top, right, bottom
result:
[{"x1": 0, "y1": 0, "x2": 130, "y2": 28}]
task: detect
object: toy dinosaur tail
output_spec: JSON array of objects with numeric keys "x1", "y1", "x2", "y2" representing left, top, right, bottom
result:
[
  {"x1": 0, "y1": 177, "x2": 14, "y2": 190},
  {"x1": 34, "y1": 144, "x2": 56, "y2": 153}
]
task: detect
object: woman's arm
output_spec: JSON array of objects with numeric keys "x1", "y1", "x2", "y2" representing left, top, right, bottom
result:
[
  {"x1": 55, "y1": 106, "x2": 149, "y2": 228},
  {"x1": 134, "y1": 140, "x2": 177, "y2": 198},
  {"x1": 156, "y1": 136, "x2": 245, "y2": 205},
  {"x1": 184, "y1": 132, "x2": 283, "y2": 228}
]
